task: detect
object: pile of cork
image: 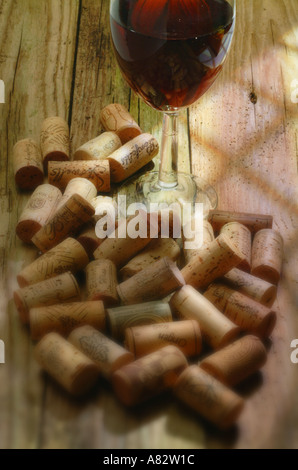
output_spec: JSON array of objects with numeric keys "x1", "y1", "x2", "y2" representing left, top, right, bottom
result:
[{"x1": 12, "y1": 104, "x2": 284, "y2": 430}]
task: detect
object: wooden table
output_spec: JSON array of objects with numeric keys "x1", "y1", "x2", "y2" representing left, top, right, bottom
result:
[{"x1": 0, "y1": 0, "x2": 297, "y2": 449}]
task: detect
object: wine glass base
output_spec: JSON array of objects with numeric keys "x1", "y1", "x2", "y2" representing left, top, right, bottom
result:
[{"x1": 119, "y1": 171, "x2": 217, "y2": 218}]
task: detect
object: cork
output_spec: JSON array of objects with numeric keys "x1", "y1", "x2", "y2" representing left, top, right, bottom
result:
[
  {"x1": 32, "y1": 194, "x2": 95, "y2": 252},
  {"x1": 251, "y1": 229, "x2": 283, "y2": 284},
  {"x1": 107, "y1": 301, "x2": 172, "y2": 341},
  {"x1": 74, "y1": 131, "x2": 122, "y2": 160},
  {"x1": 68, "y1": 325, "x2": 134, "y2": 380},
  {"x1": 222, "y1": 268, "x2": 277, "y2": 307},
  {"x1": 125, "y1": 320, "x2": 202, "y2": 358},
  {"x1": 17, "y1": 237, "x2": 89, "y2": 288},
  {"x1": 204, "y1": 283, "x2": 276, "y2": 338},
  {"x1": 40, "y1": 117, "x2": 70, "y2": 171},
  {"x1": 117, "y1": 257, "x2": 185, "y2": 305},
  {"x1": 174, "y1": 365, "x2": 245, "y2": 429},
  {"x1": 35, "y1": 332, "x2": 99, "y2": 396},
  {"x1": 199, "y1": 335, "x2": 267, "y2": 387},
  {"x1": 181, "y1": 233, "x2": 245, "y2": 290},
  {"x1": 112, "y1": 345, "x2": 188, "y2": 406},
  {"x1": 183, "y1": 219, "x2": 215, "y2": 264},
  {"x1": 55, "y1": 178, "x2": 97, "y2": 212},
  {"x1": 77, "y1": 223, "x2": 102, "y2": 259},
  {"x1": 86, "y1": 259, "x2": 119, "y2": 306},
  {"x1": 16, "y1": 184, "x2": 62, "y2": 244},
  {"x1": 13, "y1": 138, "x2": 44, "y2": 190},
  {"x1": 220, "y1": 222, "x2": 252, "y2": 272},
  {"x1": 100, "y1": 103, "x2": 142, "y2": 144},
  {"x1": 30, "y1": 300, "x2": 105, "y2": 341},
  {"x1": 208, "y1": 210, "x2": 273, "y2": 234},
  {"x1": 48, "y1": 160, "x2": 110, "y2": 192},
  {"x1": 14, "y1": 272, "x2": 80, "y2": 324},
  {"x1": 120, "y1": 238, "x2": 180, "y2": 280},
  {"x1": 170, "y1": 285, "x2": 239, "y2": 350},
  {"x1": 94, "y1": 213, "x2": 158, "y2": 268},
  {"x1": 108, "y1": 133, "x2": 159, "y2": 183}
]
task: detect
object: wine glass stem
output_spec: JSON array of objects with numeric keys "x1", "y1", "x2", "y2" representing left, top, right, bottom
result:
[{"x1": 158, "y1": 112, "x2": 179, "y2": 189}]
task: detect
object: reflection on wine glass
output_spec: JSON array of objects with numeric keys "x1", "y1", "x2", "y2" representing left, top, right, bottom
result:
[{"x1": 110, "y1": 0, "x2": 236, "y2": 213}]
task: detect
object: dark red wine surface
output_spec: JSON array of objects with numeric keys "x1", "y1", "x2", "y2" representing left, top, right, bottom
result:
[{"x1": 110, "y1": 0, "x2": 234, "y2": 111}]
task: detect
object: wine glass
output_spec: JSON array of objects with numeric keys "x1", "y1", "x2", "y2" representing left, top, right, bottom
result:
[{"x1": 110, "y1": 0, "x2": 236, "y2": 213}]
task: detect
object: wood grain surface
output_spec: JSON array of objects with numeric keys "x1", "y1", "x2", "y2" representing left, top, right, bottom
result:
[{"x1": 0, "y1": 0, "x2": 297, "y2": 449}]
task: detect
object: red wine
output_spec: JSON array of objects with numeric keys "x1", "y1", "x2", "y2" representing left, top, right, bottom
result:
[{"x1": 110, "y1": 0, "x2": 234, "y2": 111}]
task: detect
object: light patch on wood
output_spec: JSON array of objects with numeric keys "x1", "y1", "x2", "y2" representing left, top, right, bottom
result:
[
  {"x1": 0, "y1": 80, "x2": 4, "y2": 103},
  {"x1": 0, "y1": 340, "x2": 4, "y2": 364}
]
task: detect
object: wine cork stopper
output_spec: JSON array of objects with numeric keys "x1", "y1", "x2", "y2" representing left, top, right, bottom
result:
[
  {"x1": 183, "y1": 219, "x2": 215, "y2": 264},
  {"x1": 55, "y1": 178, "x2": 97, "y2": 212},
  {"x1": 16, "y1": 184, "x2": 62, "y2": 244},
  {"x1": 107, "y1": 301, "x2": 172, "y2": 341},
  {"x1": 108, "y1": 133, "x2": 159, "y2": 183},
  {"x1": 94, "y1": 213, "x2": 158, "y2": 268},
  {"x1": 112, "y1": 345, "x2": 188, "y2": 406},
  {"x1": 100, "y1": 103, "x2": 142, "y2": 144},
  {"x1": 13, "y1": 138, "x2": 44, "y2": 190},
  {"x1": 120, "y1": 238, "x2": 180, "y2": 280},
  {"x1": 48, "y1": 160, "x2": 110, "y2": 192},
  {"x1": 77, "y1": 224, "x2": 102, "y2": 258},
  {"x1": 204, "y1": 283, "x2": 276, "y2": 338},
  {"x1": 68, "y1": 325, "x2": 134, "y2": 380},
  {"x1": 208, "y1": 210, "x2": 273, "y2": 234},
  {"x1": 222, "y1": 268, "x2": 277, "y2": 307},
  {"x1": 170, "y1": 285, "x2": 239, "y2": 350},
  {"x1": 30, "y1": 300, "x2": 105, "y2": 341},
  {"x1": 251, "y1": 229, "x2": 283, "y2": 284},
  {"x1": 174, "y1": 365, "x2": 245, "y2": 429},
  {"x1": 14, "y1": 272, "x2": 80, "y2": 324},
  {"x1": 181, "y1": 233, "x2": 245, "y2": 290},
  {"x1": 86, "y1": 259, "x2": 119, "y2": 306},
  {"x1": 17, "y1": 237, "x2": 89, "y2": 288},
  {"x1": 74, "y1": 132, "x2": 122, "y2": 160},
  {"x1": 40, "y1": 117, "x2": 70, "y2": 171},
  {"x1": 199, "y1": 335, "x2": 267, "y2": 387},
  {"x1": 32, "y1": 194, "x2": 95, "y2": 252},
  {"x1": 220, "y1": 222, "x2": 251, "y2": 272},
  {"x1": 35, "y1": 332, "x2": 99, "y2": 396},
  {"x1": 125, "y1": 320, "x2": 202, "y2": 358},
  {"x1": 117, "y1": 257, "x2": 185, "y2": 305}
]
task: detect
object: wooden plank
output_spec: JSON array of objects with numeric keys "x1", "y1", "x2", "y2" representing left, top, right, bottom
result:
[
  {"x1": 0, "y1": 0, "x2": 79, "y2": 449},
  {"x1": 39, "y1": 0, "x2": 121, "y2": 449},
  {"x1": 40, "y1": 0, "x2": 190, "y2": 449},
  {"x1": 189, "y1": 0, "x2": 298, "y2": 448}
]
